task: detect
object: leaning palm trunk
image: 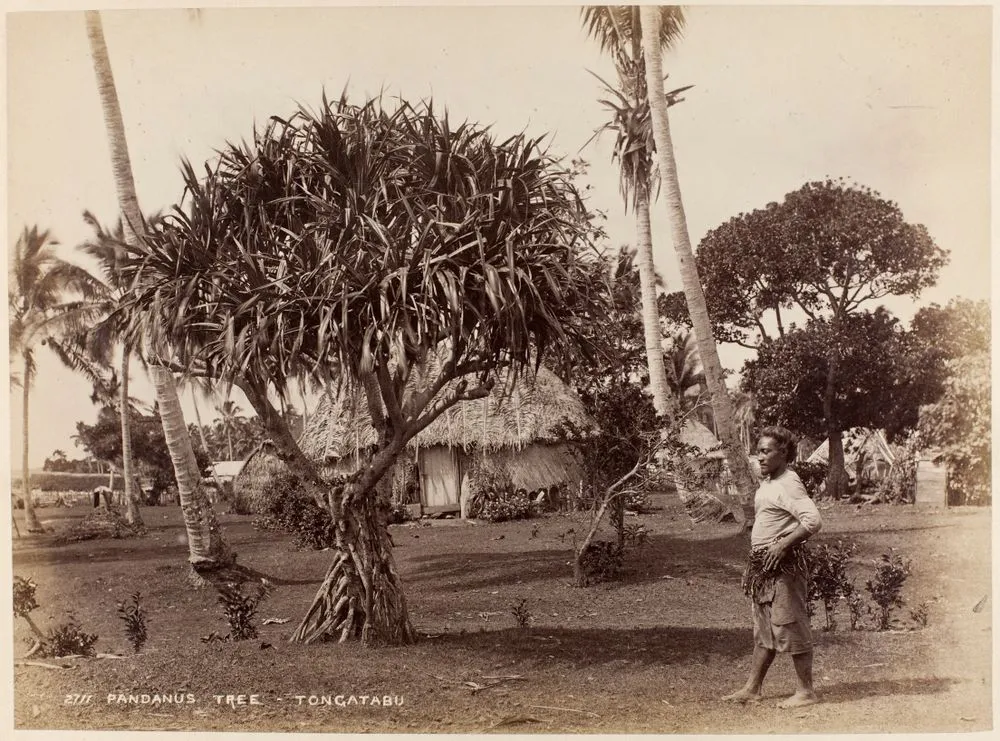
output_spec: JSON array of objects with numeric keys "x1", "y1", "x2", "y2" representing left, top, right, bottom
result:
[
  {"x1": 21, "y1": 358, "x2": 43, "y2": 532},
  {"x1": 635, "y1": 190, "x2": 675, "y2": 417},
  {"x1": 640, "y1": 7, "x2": 756, "y2": 522},
  {"x1": 120, "y1": 350, "x2": 142, "y2": 524},
  {"x1": 86, "y1": 10, "x2": 230, "y2": 565}
]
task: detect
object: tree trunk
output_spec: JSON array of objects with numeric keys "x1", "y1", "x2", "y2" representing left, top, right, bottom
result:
[
  {"x1": 87, "y1": 10, "x2": 231, "y2": 569},
  {"x1": 635, "y1": 190, "x2": 674, "y2": 417},
  {"x1": 120, "y1": 350, "x2": 142, "y2": 525},
  {"x1": 21, "y1": 357, "x2": 43, "y2": 532},
  {"x1": 641, "y1": 6, "x2": 756, "y2": 524},
  {"x1": 822, "y1": 350, "x2": 849, "y2": 499},
  {"x1": 291, "y1": 473, "x2": 414, "y2": 646}
]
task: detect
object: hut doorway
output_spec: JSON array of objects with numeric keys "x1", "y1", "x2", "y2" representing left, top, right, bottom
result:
[{"x1": 418, "y1": 447, "x2": 461, "y2": 514}]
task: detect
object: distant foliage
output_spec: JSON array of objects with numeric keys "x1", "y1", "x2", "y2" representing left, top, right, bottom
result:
[
  {"x1": 875, "y1": 434, "x2": 918, "y2": 504},
  {"x1": 10, "y1": 472, "x2": 124, "y2": 493},
  {"x1": 116, "y1": 592, "x2": 148, "y2": 653},
  {"x1": 866, "y1": 551, "x2": 912, "y2": 630},
  {"x1": 919, "y1": 353, "x2": 991, "y2": 505}
]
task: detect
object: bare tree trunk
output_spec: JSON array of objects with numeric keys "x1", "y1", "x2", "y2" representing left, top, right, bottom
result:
[
  {"x1": 21, "y1": 357, "x2": 43, "y2": 532},
  {"x1": 823, "y1": 352, "x2": 849, "y2": 499},
  {"x1": 641, "y1": 6, "x2": 755, "y2": 524}
]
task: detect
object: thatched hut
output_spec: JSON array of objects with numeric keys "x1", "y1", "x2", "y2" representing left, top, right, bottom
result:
[
  {"x1": 230, "y1": 441, "x2": 287, "y2": 514},
  {"x1": 298, "y1": 366, "x2": 598, "y2": 517}
]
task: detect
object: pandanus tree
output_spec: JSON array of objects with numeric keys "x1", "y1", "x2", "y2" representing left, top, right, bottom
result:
[
  {"x1": 9, "y1": 226, "x2": 106, "y2": 531},
  {"x1": 85, "y1": 10, "x2": 232, "y2": 570},
  {"x1": 639, "y1": 5, "x2": 758, "y2": 519},
  {"x1": 118, "y1": 94, "x2": 607, "y2": 645}
]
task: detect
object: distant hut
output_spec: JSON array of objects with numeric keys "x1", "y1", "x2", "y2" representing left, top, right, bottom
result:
[
  {"x1": 298, "y1": 365, "x2": 598, "y2": 518},
  {"x1": 230, "y1": 442, "x2": 287, "y2": 514},
  {"x1": 807, "y1": 428, "x2": 896, "y2": 484}
]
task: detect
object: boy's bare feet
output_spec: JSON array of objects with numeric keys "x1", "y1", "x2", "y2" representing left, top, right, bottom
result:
[
  {"x1": 777, "y1": 691, "x2": 819, "y2": 708},
  {"x1": 721, "y1": 689, "x2": 762, "y2": 704}
]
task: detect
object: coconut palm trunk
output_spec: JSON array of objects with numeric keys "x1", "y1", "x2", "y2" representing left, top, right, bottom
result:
[
  {"x1": 119, "y1": 349, "x2": 142, "y2": 524},
  {"x1": 635, "y1": 190, "x2": 674, "y2": 416},
  {"x1": 21, "y1": 357, "x2": 43, "y2": 532},
  {"x1": 640, "y1": 6, "x2": 756, "y2": 521},
  {"x1": 86, "y1": 9, "x2": 230, "y2": 566}
]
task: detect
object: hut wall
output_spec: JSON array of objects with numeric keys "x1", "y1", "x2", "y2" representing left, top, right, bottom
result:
[
  {"x1": 464, "y1": 443, "x2": 583, "y2": 494},
  {"x1": 418, "y1": 447, "x2": 462, "y2": 512}
]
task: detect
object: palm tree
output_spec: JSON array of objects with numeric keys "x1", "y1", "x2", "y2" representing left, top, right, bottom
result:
[
  {"x1": 639, "y1": 5, "x2": 756, "y2": 521},
  {"x1": 213, "y1": 398, "x2": 243, "y2": 461},
  {"x1": 9, "y1": 226, "x2": 105, "y2": 532},
  {"x1": 68, "y1": 211, "x2": 159, "y2": 525},
  {"x1": 582, "y1": 5, "x2": 688, "y2": 419},
  {"x1": 85, "y1": 10, "x2": 231, "y2": 568}
]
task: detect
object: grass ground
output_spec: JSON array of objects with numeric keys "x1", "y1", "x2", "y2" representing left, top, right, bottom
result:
[{"x1": 10, "y1": 495, "x2": 993, "y2": 733}]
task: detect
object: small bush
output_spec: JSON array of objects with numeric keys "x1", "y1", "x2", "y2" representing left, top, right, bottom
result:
[
  {"x1": 13, "y1": 576, "x2": 39, "y2": 619},
  {"x1": 218, "y1": 582, "x2": 271, "y2": 641},
  {"x1": 909, "y1": 601, "x2": 930, "y2": 628},
  {"x1": 623, "y1": 488, "x2": 653, "y2": 513},
  {"x1": 510, "y1": 599, "x2": 532, "y2": 629},
  {"x1": 256, "y1": 485, "x2": 339, "y2": 550},
  {"x1": 807, "y1": 540, "x2": 856, "y2": 631},
  {"x1": 37, "y1": 616, "x2": 99, "y2": 658},
  {"x1": 579, "y1": 540, "x2": 624, "y2": 584},
  {"x1": 116, "y1": 592, "x2": 148, "y2": 653},
  {"x1": 866, "y1": 551, "x2": 911, "y2": 630},
  {"x1": 621, "y1": 522, "x2": 650, "y2": 549},
  {"x1": 476, "y1": 489, "x2": 532, "y2": 523}
]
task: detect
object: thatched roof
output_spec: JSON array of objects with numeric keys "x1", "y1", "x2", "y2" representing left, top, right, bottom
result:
[
  {"x1": 299, "y1": 365, "x2": 598, "y2": 463},
  {"x1": 680, "y1": 419, "x2": 726, "y2": 459},
  {"x1": 807, "y1": 428, "x2": 896, "y2": 466},
  {"x1": 231, "y1": 442, "x2": 288, "y2": 514}
]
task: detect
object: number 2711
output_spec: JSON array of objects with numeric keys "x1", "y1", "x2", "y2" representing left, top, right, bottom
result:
[{"x1": 64, "y1": 694, "x2": 93, "y2": 705}]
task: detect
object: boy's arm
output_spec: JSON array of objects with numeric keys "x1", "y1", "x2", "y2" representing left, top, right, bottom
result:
[{"x1": 762, "y1": 477, "x2": 822, "y2": 571}]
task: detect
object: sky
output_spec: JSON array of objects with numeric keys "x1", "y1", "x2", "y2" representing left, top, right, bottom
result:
[{"x1": 3, "y1": 2, "x2": 994, "y2": 470}]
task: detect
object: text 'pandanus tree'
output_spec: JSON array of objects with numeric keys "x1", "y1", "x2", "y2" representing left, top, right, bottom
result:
[{"x1": 119, "y1": 95, "x2": 608, "y2": 645}]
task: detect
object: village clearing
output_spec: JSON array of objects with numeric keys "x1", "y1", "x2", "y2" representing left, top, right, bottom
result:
[{"x1": 11, "y1": 495, "x2": 992, "y2": 734}]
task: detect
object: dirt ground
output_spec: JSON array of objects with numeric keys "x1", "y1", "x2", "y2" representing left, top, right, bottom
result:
[{"x1": 9, "y1": 495, "x2": 993, "y2": 734}]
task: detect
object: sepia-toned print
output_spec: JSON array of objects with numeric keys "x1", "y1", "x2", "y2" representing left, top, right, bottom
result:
[{"x1": 6, "y1": 3, "x2": 992, "y2": 735}]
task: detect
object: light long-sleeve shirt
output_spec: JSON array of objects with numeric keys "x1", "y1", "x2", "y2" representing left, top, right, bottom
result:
[{"x1": 750, "y1": 469, "x2": 822, "y2": 549}]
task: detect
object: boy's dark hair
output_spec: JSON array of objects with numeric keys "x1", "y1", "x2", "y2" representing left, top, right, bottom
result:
[{"x1": 759, "y1": 426, "x2": 797, "y2": 463}]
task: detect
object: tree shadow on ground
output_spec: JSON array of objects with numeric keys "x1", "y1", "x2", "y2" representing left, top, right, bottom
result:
[
  {"x1": 819, "y1": 677, "x2": 961, "y2": 703},
  {"x1": 404, "y1": 529, "x2": 748, "y2": 591},
  {"x1": 432, "y1": 624, "x2": 751, "y2": 666},
  {"x1": 429, "y1": 624, "x2": 753, "y2": 666}
]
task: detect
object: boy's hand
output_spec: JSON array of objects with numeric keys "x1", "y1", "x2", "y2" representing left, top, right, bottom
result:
[{"x1": 763, "y1": 539, "x2": 786, "y2": 571}]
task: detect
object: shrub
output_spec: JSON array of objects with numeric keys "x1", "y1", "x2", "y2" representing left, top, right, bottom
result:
[
  {"x1": 621, "y1": 522, "x2": 650, "y2": 549},
  {"x1": 37, "y1": 616, "x2": 99, "y2": 658},
  {"x1": 579, "y1": 540, "x2": 625, "y2": 584},
  {"x1": 116, "y1": 592, "x2": 148, "y2": 653},
  {"x1": 218, "y1": 582, "x2": 271, "y2": 641},
  {"x1": 510, "y1": 599, "x2": 532, "y2": 629},
  {"x1": 909, "y1": 601, "x2": 930, "y2": 628},
  {"x1": 790, "y1": 461, "x2": 828, "y2": 499},
  {"x1": 476, "y1": 488, "x2": 532, "y2": 523},
  {"x1": 13, "y1": 576, "x2": 39, "y2": 619},
  {"x1": 623, "y1": 488, "x2": 653, "y2": 513},
  {"x1": 255, "y1": 476, "x2": 343, "y2": 549},
  {"x1": 807, "y1": 540, "x2": 856, "y2": 631},
  {"x1": 866, "y1": 551, "x2": 911, "y2": 630}
]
